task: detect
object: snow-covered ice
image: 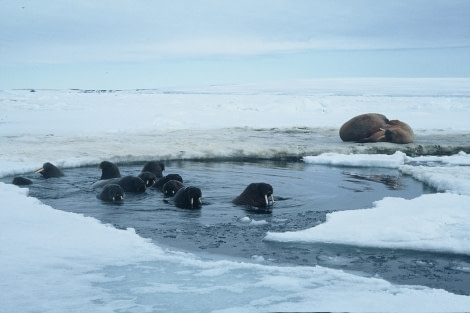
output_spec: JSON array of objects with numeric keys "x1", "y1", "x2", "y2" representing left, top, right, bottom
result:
[{"x1": 1, "y1": 78, "x2": 470, "y2": 312}]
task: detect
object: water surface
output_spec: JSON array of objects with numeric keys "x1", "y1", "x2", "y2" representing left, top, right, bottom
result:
[{"x1": 6, "y1": 160, "x2": 470, "y2": 295}]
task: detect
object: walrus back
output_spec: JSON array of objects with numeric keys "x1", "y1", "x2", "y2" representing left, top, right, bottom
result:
[{"x1": 339, "y1": 113, "x2": 389, "y2": 142}]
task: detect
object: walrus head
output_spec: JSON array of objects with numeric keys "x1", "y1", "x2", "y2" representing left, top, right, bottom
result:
[
  {"x1": 99, "y1": 161, "x2": 121, "y2": 179},
  {"x1": 141, "y1": 161, "x2": 165, "y2": 178},
  {"x1": 154, "y1": 173, "x2": 183, "y2": 190},
  {"x1": 138, "y1": 171, "x2": 157, "y2": 187},
  {"x1": 163, "y1": 180, "x2": 185, "y2": 197},
  {"x1": 99, "y1": 184, "x2": 125, "y2": 202},
  {"x1": 34, "y1": 162, "x2": 64, "y2": 178},
  {"x1": 174, "y1": 186, "x2": 202, "y2": 209},
  {"x1": 233, "y1": 183, "x2": 274, "y2": 208}
]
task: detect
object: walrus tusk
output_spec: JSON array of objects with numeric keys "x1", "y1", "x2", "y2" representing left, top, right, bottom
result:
[
  {"x1": 191, "y1": 198, "x2": 194, "y2": 207},
  {"x1": 34, "y1": 167, "x2": 44, "y2": 173},
  {"x1": 265, "y1": 195, "x2": 268, "y2": 205},
  {"x1": 120, "y1": 195, "x2": 123, "y2": 200},
  {"x1": 270, "y1": 195, "x2": 275, "y2": 204},
  {"x1": 198, "y1": 198, "x2": 202, "y2": 204}
]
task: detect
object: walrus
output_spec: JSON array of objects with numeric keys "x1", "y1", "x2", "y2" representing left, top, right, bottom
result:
[
  {"x1": 163, "y1": 180, "x2": 185, "y2": 197},
  {"x1": 34, "y1": 162, "x2": 64, "y2": 178},
  {"x1": 92, "y1": 176, "x2": 146, "y2": 193},
  {"x1": 382, "y1": 120, "x2": 414, "y2": 144},
  {"x1": 12, "y1": 177, "x2": 33, "y2": 186},
  {"x1": 138, "y1": 171, "x2": 157, "y2": 188},
  {"x1": 99, "y1": 184, "x2": 124, "y2": 201},
  {"x1": 233, "y1": 183, "x2": 274, "y2": 208},
  {"x1": 174, "y1": 186, "x2": 202, "y2": 209},
  {"x1": 141, "y1": 161, "x2": 165, "y2": 178},
  {"x1": 339, "y1": 113, "x2": 414, "y2": 144},
  {"x1": 117, "y1": 176, "x2": 146, "y2": 193},
  {"x1": 153, "y1": 174, "x2": 183, "y2": 190},
  {"x1": 99, "y1": 161, "x2": 121, "y2": 179}
]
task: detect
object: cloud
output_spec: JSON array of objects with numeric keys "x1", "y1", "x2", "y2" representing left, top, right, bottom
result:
[{"x1": 1, "y1": 0, "x2": 469, "y2": 65}]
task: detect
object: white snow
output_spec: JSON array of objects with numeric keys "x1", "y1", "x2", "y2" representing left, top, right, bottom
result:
[
  {"x1": 303, "y1": 151, "x2": 408, "y2": 168},
  {"x1": 265, "y1": 193, "x2": 470, "y2": 254},
  {"x1": 1, "y1": 78, "x2": 470, "y2": 312}
]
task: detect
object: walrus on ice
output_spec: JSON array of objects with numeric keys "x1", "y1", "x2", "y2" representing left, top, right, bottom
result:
[{"x1": 339, "y1": 113, "x2": 414, "y2": 144}]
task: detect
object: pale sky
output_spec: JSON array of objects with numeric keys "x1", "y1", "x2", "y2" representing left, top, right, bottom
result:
[{"x1": 1, "y1": 0, "x2": 469, "y2": 89}]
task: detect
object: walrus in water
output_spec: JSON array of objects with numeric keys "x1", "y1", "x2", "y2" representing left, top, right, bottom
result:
[
  {"x1": 141, "y1": 161, "x2": 165, "y2": 178},
  {"x1": 12, "y1": 177, "x2": 33, "y2": 186},
  {"x1": 163, "y1": 180, "x2": 185, "y2": 197},
  {"x1": 339, "y1": 113, "x2": 414, "y2": 144},
  {"x1": 138, "y1": 171, "x2": 157, "y2": 188},
  {"x1": 34, "y1": 162, "x2": 64, "y2": 178},
  {"x1": 99, "y1": 161, "x2": 121, "y2": 179},
  {"x1": 99, "y1": 184, "x2": 124, "y2": 202},
  {"x1": 174, "y1": 186, "x2": 202, "y2": 209},
  {"x1": 153, "y1": 174, "x2": 183, "y2": 190},
  {"x1": 117, "y1": 176, "x2": 146, "y2": 193},
  {"x1": 233, "y1": 183, "x2": 274, "y2": 208}
]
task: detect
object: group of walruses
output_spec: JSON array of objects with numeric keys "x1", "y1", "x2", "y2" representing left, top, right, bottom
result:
[
  {"x1": 12, "y1": 113, "x2": 412, "y2": 209},
  {"x1": 14, "y1": 160, "x2": 275, "y2": 210},
  {"x1": 339, "y1": 113, "x2": 414, "y2": 144}
]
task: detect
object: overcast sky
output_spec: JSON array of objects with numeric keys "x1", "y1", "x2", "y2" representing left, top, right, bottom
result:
[{"x1": 1, "y1": 0, "x2": 469, "y2": 89}]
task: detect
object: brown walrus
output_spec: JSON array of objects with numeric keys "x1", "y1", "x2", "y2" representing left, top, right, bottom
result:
[{"x1": 339, "y1": 113, "x2": 414, "y2": 144}]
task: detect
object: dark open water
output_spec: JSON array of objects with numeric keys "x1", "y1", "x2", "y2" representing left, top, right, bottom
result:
[{"x1": 5, "y1": 160, "x2": 470, "y2": 295}]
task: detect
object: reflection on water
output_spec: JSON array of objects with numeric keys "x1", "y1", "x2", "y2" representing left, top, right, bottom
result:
[
  {"x1": 4, "y1": 160, "x2": 470, "y2": 295},
  {"x1": 343, "y1": 172, "x2": 405, "y2": 190}
]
